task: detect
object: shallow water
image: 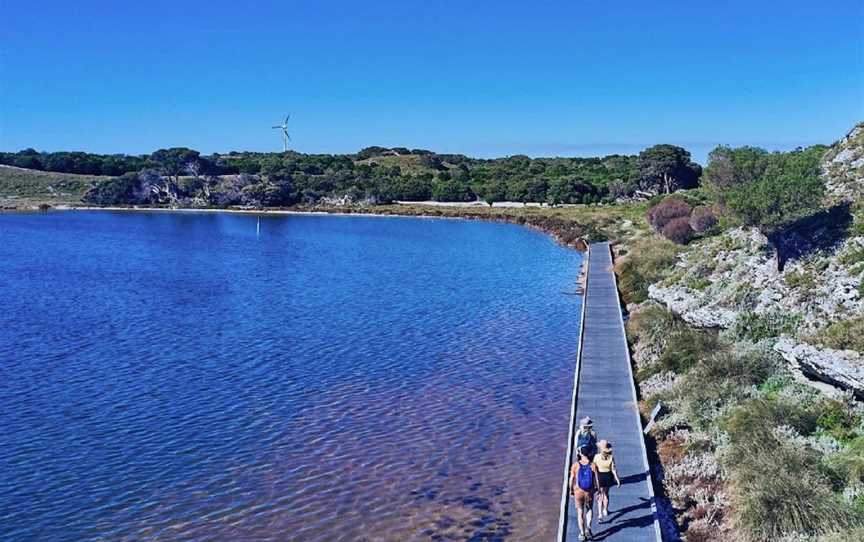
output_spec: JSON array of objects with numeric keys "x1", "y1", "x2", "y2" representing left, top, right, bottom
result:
[{"x1": 0, "y1": 211, "x2": 581, "y2": 541}]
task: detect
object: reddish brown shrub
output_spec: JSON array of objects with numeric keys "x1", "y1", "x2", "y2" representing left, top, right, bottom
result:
[
  {"x1": 646, "y1": 198, "x2": 693, "y2": 232},
  {"x1": 690, "y1": 206, "x2": 718, "y2": 233},
  {"x1": 684, "y1": 524, "x2": 718, "y2": 542},
  {"x1": 662, "y1": 217, "x2": 695, "y2": 244},
  {"x1": 657, "y1": 435, "x2": 687, "y2": 464}
]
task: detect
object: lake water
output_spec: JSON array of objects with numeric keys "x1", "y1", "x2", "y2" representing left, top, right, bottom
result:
[{"x1": 0, "y1": 211, "x2": 582, "y2": 541}]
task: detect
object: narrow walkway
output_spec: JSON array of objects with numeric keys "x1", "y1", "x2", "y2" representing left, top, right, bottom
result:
[{"x1": 558, "y1": 242, "x2": 662, "y2": 542}]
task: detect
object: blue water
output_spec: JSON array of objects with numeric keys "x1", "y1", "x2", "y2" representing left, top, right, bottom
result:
[{"x1": 0, "y1": 210, "x2": 582, "y2": 541}]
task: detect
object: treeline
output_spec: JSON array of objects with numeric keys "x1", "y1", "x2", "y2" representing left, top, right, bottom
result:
[{"x1": 2, "y1": 144, "x2": 703, "y2": 206}]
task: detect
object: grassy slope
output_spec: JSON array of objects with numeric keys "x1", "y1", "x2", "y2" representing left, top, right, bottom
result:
[{"x1": 0, "y1": 165, "x2": 105, "y2": 207}]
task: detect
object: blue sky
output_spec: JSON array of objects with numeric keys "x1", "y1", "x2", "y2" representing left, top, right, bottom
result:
[{"x1": 1, "y1": 1, "x2": 862, "y2": 162}]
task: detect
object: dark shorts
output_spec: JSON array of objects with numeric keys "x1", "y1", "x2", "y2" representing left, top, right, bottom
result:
[{"x1": 598, "y1": 471, "x2": 614, "y2": 488}]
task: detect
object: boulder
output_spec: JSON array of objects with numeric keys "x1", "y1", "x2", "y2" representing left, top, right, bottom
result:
[{"x1": 773, "y1": 337, "x2": 864, "y2": 399}]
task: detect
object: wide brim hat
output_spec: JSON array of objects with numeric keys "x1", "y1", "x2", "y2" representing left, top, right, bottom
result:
[
  {"x1": 579, "y1": 416, "x2": 593, "y2": 428},
  {"x1": 598, "y1": 439, "x2": 612, "y2": 452}
]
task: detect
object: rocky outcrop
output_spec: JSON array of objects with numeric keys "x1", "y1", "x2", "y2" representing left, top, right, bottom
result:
[
  {"x1": 648, "y1": 223, "x2": 864, "y2": 394},
  {"x1": 649, "y1": 227, "x2": 864, "y2": 333},
  {"x1": 823, "y1": 122, "x2": 864, "y2": 201},
  {"x1": 773, "y1": 337, "x2": 864, "y2": 399}
]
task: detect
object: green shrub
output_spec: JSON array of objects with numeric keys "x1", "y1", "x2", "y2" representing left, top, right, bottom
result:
[
  {"x1": 785, "y1": 269, "x2": 816, "y2": 290},
  {"x1": 817, "y1": 399, "x2": 862, "y2": 443},
  {"x1": 657, "y1": 327, "x2": 720, "y2": 374},
  {"x1": 696, "y1": 346, "x2": 777, "y2": 386},
  {"x1": 713, "y1": 144, "x2": 828, "y2": 235},
  {"x1": 839, "y1": 247, "x2": 864, "y2": 267},
  {"x1": 615, "y1": 238, "x2": 679, "y2": 304},
  {"x1": 723, "y1": 397, "x2": 818, "y2": 443},
  {"x1": 728, "y1": 439, "x2": 861, "y2": 541},
  {"x1": 684, "y1": 275, "x2": 712, "y2": 291},
  {"x1": 675, "y1": 347, "x2": 775, "y2": 429},
  {"x1": 626, "y1": 303, "x2": 681, "y2": 347},
  {"x1": 812, "y1": 317, "x2": 864, "y2": 353},
  {"x1": 732, "y1": 310, "x2": 802, "y2": 342},
  {"x1": 827, "y1": 437, "x2": 864, "y2": 486}
]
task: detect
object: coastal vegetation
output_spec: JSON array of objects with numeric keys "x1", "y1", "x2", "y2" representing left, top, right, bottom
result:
[
  {"x1": 0, "y1": 143, "x2": 699, "y2": 208},
  {"x1": 3, "y1": 122, "x2": 863, "y2": 541},
  {"x1": 621, "y1": 123, "x2": 864, "y2": 541}
]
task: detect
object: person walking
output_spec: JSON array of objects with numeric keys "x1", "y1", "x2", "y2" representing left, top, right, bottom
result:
[
  {"x1": 575, "y1": 416, "x2": 598, "y2": 460},
  {"x1": 570, "y1": 448, "x2": 599, "y2": 541},
  {"x1": 593, "y1": 439, "x2": 621, "y2": 521}
]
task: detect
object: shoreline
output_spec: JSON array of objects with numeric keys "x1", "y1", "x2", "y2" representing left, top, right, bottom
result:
[{"x1": 11, "y1": 203, "x2": 597, "y2": 252}]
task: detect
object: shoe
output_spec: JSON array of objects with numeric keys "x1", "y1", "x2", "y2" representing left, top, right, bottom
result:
[{"x1": 578, "y1": 533, "x2": 586, "y2": 541}]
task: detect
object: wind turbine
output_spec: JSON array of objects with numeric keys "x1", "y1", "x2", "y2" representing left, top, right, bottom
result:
[{"x1": 272, "y1": 115, "x2": 291, "y2": 152}]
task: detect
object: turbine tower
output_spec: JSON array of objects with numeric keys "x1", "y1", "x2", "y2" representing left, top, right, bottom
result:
[{"x1": 272, "y1": 115, "x2": 290, "y2": 152}]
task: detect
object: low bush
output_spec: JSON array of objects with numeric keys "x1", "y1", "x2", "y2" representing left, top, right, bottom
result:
[
  {"x1": 690, "y1": 205, "x2": 719, "y2": 233},
  {"x1": 839, "y1": 247, "x2": 864, "y2": 267},
  {"x1": 723, "y1": 397, "x2": 818, "y2": 443},
  {"x1": 827, "y1": 436, "x2": 864, "y2": 485},
  {"x1": 657, "y1": 327, "x2": 720, "y2": 374},
  {"x1": 626, "y1": 303, "x2": 682, "y2": 347},
  {"x1": 728, "y1": 438, "x2": 861, "y2": 541},
  {"x1": 812, "y1": 317, "x2": 864, "y2": 353},
  {"x1": 674, "y1": 347, "x2": 774, "y2": 429},
  {"x1": 661, "y1": 216, "x2": 695, "y2": 244},
  {"x1": 646, "y1": 197, "x2": 692, "y2": 232},
  {"x1": 694, "y1": 346, "x2": 777, "y2": 388},
  {"x1": 732, "y1": 310, "x2": 801, "y2": 342},
  {"x1": 785, "y1": 269, "x2": 816, "y2": 290},
  {"x1": 817, "y1": 398, "x2": 862, "y2": 444},
  {"x1": 615, "y1": 238, "x2": 680, "y2": 304}
]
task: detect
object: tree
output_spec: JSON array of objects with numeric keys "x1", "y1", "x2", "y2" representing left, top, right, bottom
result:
[
  {"x1": 82, "y1": 173, "x2": 141, "y2": 205},
  {"x1": 723, "y1": 148, "x2": 826, "y2": 234},
  {"x1": 150, "y1": 148, "x2": 200, "y2": 183},
  {"x1": 636, "y1": 145, "x2": 702, "y2": 196},
  {"x1": 482, "y1": 179, "x2": 507, "y2": 206},
  {"x1": 703, "y1": 145, "x2": 771, "y2": 200}
]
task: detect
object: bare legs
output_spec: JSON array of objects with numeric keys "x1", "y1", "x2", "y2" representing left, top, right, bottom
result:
[
  {"x1": 576, "y1": 499, "x2": 594, "y2": 539},
  {"x1": 597, "y1": 487, "x2": 610, "y2": 519}
]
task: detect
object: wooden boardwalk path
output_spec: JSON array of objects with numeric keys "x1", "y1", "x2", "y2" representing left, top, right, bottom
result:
[{"x1": 558, "y1": 242, "x2": 662, "y2": 542}]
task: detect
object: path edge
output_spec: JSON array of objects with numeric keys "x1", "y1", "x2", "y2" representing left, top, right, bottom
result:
[
  {"x1": 607, "y1": 243, "x2": 664, "y2": 542},
  {"x1": 556, "y1": 244, "x2": 591, "y2": 541}
]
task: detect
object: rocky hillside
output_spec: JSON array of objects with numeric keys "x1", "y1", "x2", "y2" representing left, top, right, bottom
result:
[
  {"x1": 624, "y1": 122, "x2": 864, "y2": 542},
  {"x1": 649, "y1": 126, "x2": 864, "y2": 397},
  {"x1": 824, "y1": 123, "x2": 864, "y2": 201}
]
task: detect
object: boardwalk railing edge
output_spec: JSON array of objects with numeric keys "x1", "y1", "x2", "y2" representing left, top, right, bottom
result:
[
  {"x1": 555, "y1": 244, "x2": 591, "y2": 542},
  {"x1": 606, "y1": 243, "x2": 664, "y2": 542}
]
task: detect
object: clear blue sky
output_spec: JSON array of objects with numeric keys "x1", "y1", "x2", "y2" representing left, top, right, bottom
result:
[{"x1": 1, "y1": 0, "x2": 862, "y2": 162}]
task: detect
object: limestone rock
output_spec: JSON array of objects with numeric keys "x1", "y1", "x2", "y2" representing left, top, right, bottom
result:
[
  {"x1": 773, "y1": 337, "x2": 864, "y2": 398},
  {"x1": 823, "y1": 122, "x2": 864, "y2": 201}
]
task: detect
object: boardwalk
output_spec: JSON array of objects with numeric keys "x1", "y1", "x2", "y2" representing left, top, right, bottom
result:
[{"x1": 558, "y1": 242, "x2": 661, "y2": 542}]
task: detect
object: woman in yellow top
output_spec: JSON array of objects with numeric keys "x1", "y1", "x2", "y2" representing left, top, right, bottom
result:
[{"x1": 593, "y1": 440, "x2": 621, "y2": 521}]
